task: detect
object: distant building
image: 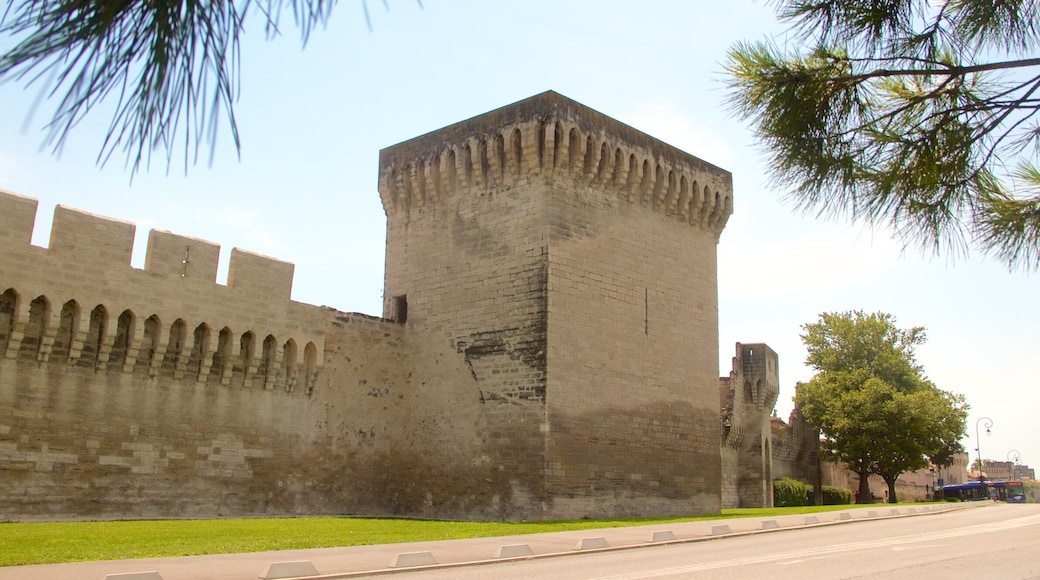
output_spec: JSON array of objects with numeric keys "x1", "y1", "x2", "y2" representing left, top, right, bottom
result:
[{"x1": 982, "y1": 460, "x2": 1034, "y2": 481}]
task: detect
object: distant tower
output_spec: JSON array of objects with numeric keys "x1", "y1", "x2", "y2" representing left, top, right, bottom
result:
[
  {"x1": 720, "y1": 343, "x2": 780, "y2": 508},
  {"x1": 378, "y1": 92, "x2": 733, "y2": 517}
]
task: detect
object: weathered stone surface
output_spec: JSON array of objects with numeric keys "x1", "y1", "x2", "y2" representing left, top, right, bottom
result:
[
  {"x1": 0, "y1": 92, "x2": 734, "y2": 521},
  {"x1": 720, "y1": 343, "x2": 779, "y2": 508}
]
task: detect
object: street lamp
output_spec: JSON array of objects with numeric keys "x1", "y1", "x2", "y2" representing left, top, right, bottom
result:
[
  {"x1": 1007, "y1": 450, "x2": 1021, "y2": 481},
  {"x1": 975, "y1": 417, "x2": 993, "y2": 480}
]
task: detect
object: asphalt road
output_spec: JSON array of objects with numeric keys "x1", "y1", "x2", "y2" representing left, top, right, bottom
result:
[{"x1": 372, "y1": 503, "x2": 1040, "y2": 580}]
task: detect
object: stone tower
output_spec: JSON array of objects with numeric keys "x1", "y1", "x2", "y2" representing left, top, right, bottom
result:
[
  {"x1": 720, "y1": 342, "x2": 780, "y2": 508},
  {"x1": 379, "y1": 91, "x2": 733, "y2": 517}
]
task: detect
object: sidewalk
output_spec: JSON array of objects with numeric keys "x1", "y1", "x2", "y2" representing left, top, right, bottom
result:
[{"x1": 0, "y1": 504, "x2": 973, "y2": 580}]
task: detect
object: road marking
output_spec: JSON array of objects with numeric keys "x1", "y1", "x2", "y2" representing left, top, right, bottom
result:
[
  {"x1": 892, "y1": 543, "x2": 947, "y2": 551},
  {"x1": 599, "y1": 512, "x2": 1040, "y2": 579}
]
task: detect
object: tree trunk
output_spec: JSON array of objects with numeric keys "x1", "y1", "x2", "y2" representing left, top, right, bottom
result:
[
  {"x1": 857, "y1": 469, "x2": 872, "y2": 504},
  {"x1": 885, "y1": 476, "x2": 898, "y2": 503},
  {"x1": 814, "y1": 432, "x2": 825, "y2": 506}
]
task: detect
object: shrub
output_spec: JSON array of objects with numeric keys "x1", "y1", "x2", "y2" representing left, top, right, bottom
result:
[
  {"x1": 789, "y1": 482, "x2": 852, "y2": 506},
  {"x1": 773, "y1": 477, "x2": 809, "y2": 507},
  {"x1": 822, "y1": 486, "x2": 853, "y2": 505}
]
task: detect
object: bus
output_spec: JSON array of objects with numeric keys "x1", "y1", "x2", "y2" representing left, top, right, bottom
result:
[
  {"x1": 941, "y1": 481, "x2": 1026, "y2": 503},
  {"x1": 993, "y1": 481, "x2": 1027, "y2": 503}
]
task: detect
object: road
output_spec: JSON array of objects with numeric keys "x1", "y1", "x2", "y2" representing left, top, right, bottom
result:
[{"x1": 371, "y1": 504, "x2": 1040, "y2": 579}]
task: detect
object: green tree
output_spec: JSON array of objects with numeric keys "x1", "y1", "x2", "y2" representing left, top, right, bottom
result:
[
  {"x1": 725, "y1": 0, "x2": 1040, "y2": 270},
  {"x1": 795, "y1": 311, "x2": 968, "y2": 503},
  {"x1": 0, "y1": 0, "x2": 416, "y2": 173}
]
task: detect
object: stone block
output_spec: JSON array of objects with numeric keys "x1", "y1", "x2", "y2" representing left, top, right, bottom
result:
[
  {"x1": 259, "y1": 561, "x2": 319, "y2": 579},
  {"x1": 648, "y1": 530, "x2": 676, "y2": 542},
  {"x1": 496, "y1": 544, "x2": 534, "y2": 558},
  {"x1": 390, "y1": 551, "x2": 438, "y2": 568},
  {"x1": 575, "y1": 537, "x2": 610, "y2": 550}
]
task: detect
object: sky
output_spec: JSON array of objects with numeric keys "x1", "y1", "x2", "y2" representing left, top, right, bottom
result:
[{"x1": 1, "y1": 0, "x2": 1037, "y2": 476}]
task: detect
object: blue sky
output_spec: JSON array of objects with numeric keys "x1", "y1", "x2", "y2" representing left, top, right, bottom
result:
[{"x1": 2, "y1": 0, "x2": 1037, "y2": 475}]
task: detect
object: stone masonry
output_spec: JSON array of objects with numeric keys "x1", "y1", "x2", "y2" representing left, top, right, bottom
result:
[
  {"x1": 719, "y1": 343, "x2": 779, "y2": 508},
  {"x1": 0, "y1": 91, "x2": 735, "y2": 521}
]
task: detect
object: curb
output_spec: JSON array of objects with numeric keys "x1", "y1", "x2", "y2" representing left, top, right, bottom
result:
[{"x1": 246, "y1": 503, "x2": 978, "y2": 580}]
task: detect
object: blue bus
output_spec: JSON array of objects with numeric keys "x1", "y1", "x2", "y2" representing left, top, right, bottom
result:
[{"x1": 941, "y1": 481, "x2": 1026, "y2": 503}]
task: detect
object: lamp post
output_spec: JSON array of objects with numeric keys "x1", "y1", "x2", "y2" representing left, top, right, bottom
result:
[
  {"x1": 975, "y1": 417, "x2": 993, "y2": 480},
  {"x1": 1007, "y1": 450, "x2": 1021, "y2": 481},
  {"x1": 929, "y1": 466, "x2": 936, "y2": 500}
]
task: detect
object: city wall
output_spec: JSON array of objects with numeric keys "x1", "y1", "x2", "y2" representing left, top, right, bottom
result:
[
  {"x1": 0, "y1": 189, "x2": 541, "y2": 520},
  {"x1": 0, "y1": 190, "x2": 333, "y2": 518},
  {"x1": 1, "y1": 92, "x2": 738, "y2": 521}
]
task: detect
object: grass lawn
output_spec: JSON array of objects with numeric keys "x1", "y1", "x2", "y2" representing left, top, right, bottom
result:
[{"x1": 0, "y1": 503, "x2": 916, "y2": 566}]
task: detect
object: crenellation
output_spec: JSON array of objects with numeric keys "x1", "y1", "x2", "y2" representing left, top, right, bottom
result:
[
  {"x1": 50, "y1": 205, "x2": 136, "y2": 268},
  {"x1": 145, "y1": 230, "x2": 220, "y2": 282},
  {"x1": 226, "y1": 248, "x2": 295, "y2": 303},
  {"x1": 0, "y1": 189, "x2": 37, "y2": 245},
  {"x1": 2, "y1": 240, "x2": 322, "y2": 391}
]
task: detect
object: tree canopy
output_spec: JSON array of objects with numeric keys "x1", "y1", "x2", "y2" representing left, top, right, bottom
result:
[
  {"x1": 795, "y1": 311, "x2": 967, "y2": 503},
  {"x1": 0, "y1": 0, "x2": 416, "y2": 173},
  {"x1": 726, "y1": 0, "x2": 1040, "y2": 271}
]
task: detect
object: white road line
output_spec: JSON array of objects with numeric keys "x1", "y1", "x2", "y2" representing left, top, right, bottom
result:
[{"x1": 599, "y1": 512, "x2": 1040, "y2": 579}]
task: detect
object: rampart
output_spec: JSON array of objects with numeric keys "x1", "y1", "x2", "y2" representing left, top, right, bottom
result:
[
  {"x1": 1, "y1": 92, "x2": 741, "y2": 521},
  {"x1": 0, "y1": 190, "x2": 324, "y2": 386},
  {"x1": 0, "y1": 189, "x2": 345, "y2": 519}
]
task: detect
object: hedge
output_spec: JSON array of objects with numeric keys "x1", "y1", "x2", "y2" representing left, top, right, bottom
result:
[
  {"x1": 773, "y1": 477, "x2": 809, "y2": 507},
  {"x1": 773, "y1": 478, "x2": 853, "y2": 506}
]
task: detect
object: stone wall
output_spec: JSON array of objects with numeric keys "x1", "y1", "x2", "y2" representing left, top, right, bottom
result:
[
  {"x1": 1, "y1": 92, "x2": 734, "y2": 521},
  {"x1": 0, "y1": 190, "x2": 336, "y2": 519}
]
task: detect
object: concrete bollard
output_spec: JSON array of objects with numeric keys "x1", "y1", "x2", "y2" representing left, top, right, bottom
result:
[
  {"x1": 649, "y1": 530, "x2": 677, "y2": 542},
  {"x1": 260, "y1": 561, "x2": 319, "y2": 580},
  {"x1": 575, "y1": 537, "x2": 610, "y2": 550},
  {"x1": 391, "y1": 551, "x2": 438, "y2": 568},
  {"x1": 497, "y1": 544, "x2": 534, "y2": 558}
]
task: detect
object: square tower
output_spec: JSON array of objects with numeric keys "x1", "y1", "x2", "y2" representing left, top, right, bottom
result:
[{"x1": 378, "y1": 92, "x2": 732, "y2": 517}]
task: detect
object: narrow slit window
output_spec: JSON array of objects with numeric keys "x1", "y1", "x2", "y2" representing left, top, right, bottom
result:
[{"x1": 392, "y1": 295, "x2": 408, "y2": 324}]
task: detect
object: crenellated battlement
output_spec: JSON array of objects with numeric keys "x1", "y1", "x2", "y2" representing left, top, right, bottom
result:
[
  {"x1": 0, "y1": 189, "x2": 324, "y2": 391},
  {"x1": 1, "y1": 190, "x2": 295, "y2": 301},
  {"x1": 378, "y1": 91, "x2": 733, "y2": 236}
]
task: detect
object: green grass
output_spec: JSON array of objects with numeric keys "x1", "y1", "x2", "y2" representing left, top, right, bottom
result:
[{"x1": 0, "y1": 503, "x2": 917, "y2": 567}]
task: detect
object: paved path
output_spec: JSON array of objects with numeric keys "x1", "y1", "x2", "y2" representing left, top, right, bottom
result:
[{"x1": 0, "y1": 504, "x2": 979, "y2": 580}]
